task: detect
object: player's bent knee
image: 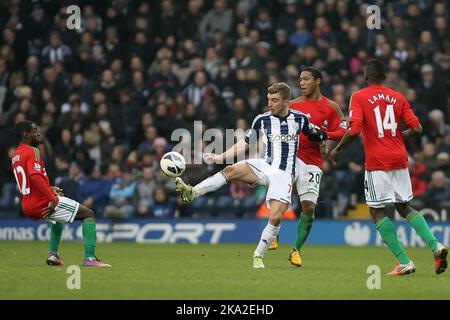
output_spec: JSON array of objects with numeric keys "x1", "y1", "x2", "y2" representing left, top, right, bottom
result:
[
  {"x1": 369, "y1": 207, "x2": 386, "y2": 223},
  {"x1": 302, "y1": 203, "x2": 316, "y2": 215},
  {"x1": 222, "y1": 165, "x2": 236, "y2": 180},
  {"x1": 269, "y1": 215, "x2": 281, "y2": 226},
  {"x1": 88, "y1": 208, "x2": 95, "y2": 217},
  {"x1": 394, "y1": 203, "x2": 409, "y2": 218},
  {"x1": 268, "y1": 208, "x2": 284, "y2": 226},
  {"x1": 77, "y1": 207, "x2": 95, "y2": 221},
  {"x1": 222, "y1": 165, "x2": 232, "y2": 174}
]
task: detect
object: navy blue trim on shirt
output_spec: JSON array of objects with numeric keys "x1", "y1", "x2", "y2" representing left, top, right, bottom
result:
[
  {"x1": 279, "y1": 118, "x2": 289, "y2": 171},
  {"x1": 262, "y1": 116, "x2": 272, "y2": 164}
]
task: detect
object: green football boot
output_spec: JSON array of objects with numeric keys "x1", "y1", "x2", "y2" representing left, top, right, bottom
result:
[{"x1": 174, "y1": 177, "x2": 199, "y2": 204}]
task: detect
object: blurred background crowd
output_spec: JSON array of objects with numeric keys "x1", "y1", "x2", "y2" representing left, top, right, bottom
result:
[{"x1": 0, "y1": 0, "x2": 449, "y2": 220}]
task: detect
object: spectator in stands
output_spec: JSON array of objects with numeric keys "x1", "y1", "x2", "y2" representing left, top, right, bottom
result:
[
  {"x1": 137, "y1": 126, "x2": 158, "y2": 153},
  {"x1": 437, "y1": 130, "x2": 450, "y2": 154},
  {"x1": 135, "y1": 166, "x2": 157, "y2": 217},
  {"x1": 421, "y1": 171, "x2": 450, "y2": 208},
  {"x1": 179, "y1": 0, "x2": 203, "y2": 41},
  {"x1": 417, "y1": 64, "x2": 448, "y2": 118},
  {"x1": 254, "y1": 8, "x2": 274, "y2": 43},
  {"x1": 149, "y1": 57, "x2": 180, "y2": 97},
  {"x1": 276, "y1": 0, "x2": 300, "y2": 35},
  {"x1": 129, "y1": 70, "x2": 151, "y2": 107},
  {"x1": 77, "y1": 165, "x2": 112, "y2": 216},
  {"x1": 184, "y1": 70, "x2": 219, "y2": 110},
  {"x1": 199, "y1": 0, "x2": 233, "y2": 42},
  {"x1": 289, "y1": 18, "x2": 313, "y2": 50},
  {"x1": 428, "y1": 109, "x2": 449, "y2": 145},
  {"x1": 55, "y1": 161, "x2": 84, "y2": 201},
  {"x1": 273, "y1": 29, "x2": 293, "y2": 66},
  {"x1": 150, "y1": 185, "x2": 176, "y2": 218},
  {"x1": 417, "y1": 30, "x2": 438, "y2": 62},
  {"x1": 104, "y1": 169, "x2": 137, "y2": 220},
  {"x1": 41, "y1": 31, "x2": 73, "y2": 68},
  {"x1": 421, "y1": 142, "x2": 438, "y2": 172},
  {"x1": 153, "y1": 137, "x2": 169, "y2": 162},
  {"x1": 436, "y1": 152, "x2": 450, "y2": 178},
  {"x1": 27, "y1": 6, "x2": 51, "y2": 55},
  {"x1": 154, "y1": 103, "x2": 174, "y2": 141},
  {"x1": 113, "y1": 87, "x2": 141, "y2": 145}
]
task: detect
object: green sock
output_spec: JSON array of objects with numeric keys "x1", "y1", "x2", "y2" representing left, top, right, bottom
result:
[
  {"x1": 407, "y1": 210, "x2": 438, "y2": 251},
  {"x1": 376, "y1": 217, "x2": 410, "y2": 264},
  {"x1": 82, "y1": 220, "x2": 97, "y2": 259},
  {"x1": 49, "y1": 222, "x2": 64, "y2": 254},
  {"x1": 294, "y1": 213, "x2": 314, "y2": 250}
]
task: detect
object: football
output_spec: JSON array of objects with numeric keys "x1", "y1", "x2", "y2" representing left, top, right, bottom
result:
[{"x1": 160, "y1": 151, "x2": 186, "y2": 177}]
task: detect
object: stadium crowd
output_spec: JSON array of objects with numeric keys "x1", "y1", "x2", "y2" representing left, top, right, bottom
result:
[{"x1": 0, "y1": 0, "x2": 449, "y2": 219}]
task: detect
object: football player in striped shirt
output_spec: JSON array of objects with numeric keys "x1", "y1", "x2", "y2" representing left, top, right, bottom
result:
[
  {"x1": 268, "y1": 67, "x2": 346, "y2": 268},
  {"x1": 175, "y1": 83, "x2": 327, "y2": 268}
]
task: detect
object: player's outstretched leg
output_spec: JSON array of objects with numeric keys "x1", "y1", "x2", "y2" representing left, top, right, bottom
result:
[
  {"x1": 175, "y1": 170, "x2": 229, "y2": 204},
  {"x1": 47, "y1": 222, "x2": 65, "y2": 266},
  {"x1": 395, "y1": 203, "x2": 447, "y2": 274},
  {"x1": 175, "y1": 162, "x2": 258, "y2": 204},
  {"x1": 75, "y1": 205, "x2": 111, "y2": 268},
  {"x1": 371, "y1": 208, "x2": 414, "y2": 276}
]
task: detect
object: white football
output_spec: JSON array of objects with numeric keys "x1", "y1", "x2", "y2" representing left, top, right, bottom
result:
[{"x1": 160, "y1": 151, "x2": 186, "y2": 177}]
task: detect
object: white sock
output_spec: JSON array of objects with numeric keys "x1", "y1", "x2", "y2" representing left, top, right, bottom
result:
[
  {"x1": 254, "y1": 222, "x2": 280, "y2": 257},
  {"x1": 194, "y1": 171, "x2": 228, "y2": 196}
]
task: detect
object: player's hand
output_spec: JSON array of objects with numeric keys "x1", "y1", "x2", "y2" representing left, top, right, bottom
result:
[
  {"x1": 52, "y1": 186, "x2": 64, "y2": 197},
  {"x1": 42, "y1": 199, "x2": 57, "y2": 219},
  {"x1": 308, "y1": 125, "x2": 328, "y2": 142},
  {"x1": 203, "y1": 153, "x2": 222, "y2": 164},
  {"x1": 328, "y1": 148, "x2": 341, "y2": 167}
]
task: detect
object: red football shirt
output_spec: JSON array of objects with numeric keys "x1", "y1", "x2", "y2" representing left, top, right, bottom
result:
[
  {"x1": 290, "y1": 96, "x2": 346, "y2": 168},
  {"x1": 11, "y1": 144, "x2": 57, "y2": 219},
  {"x1": 348, "y1": 84, "x2": 420, "y2": 171}
]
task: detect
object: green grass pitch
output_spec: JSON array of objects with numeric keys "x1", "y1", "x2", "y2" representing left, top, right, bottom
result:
[{"x1": 0, "y1": 242, "x2": 449, "y2": 300}]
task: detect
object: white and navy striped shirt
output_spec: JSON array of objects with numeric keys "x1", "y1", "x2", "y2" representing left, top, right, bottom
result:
[{"x1": 245, "y1": 110, "x2": 311, "y2": 176}]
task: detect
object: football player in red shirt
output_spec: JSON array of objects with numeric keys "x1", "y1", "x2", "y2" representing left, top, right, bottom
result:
[
  {"x1": 329, "y1": 60, "x2": 447, "y2": 275},
  {"x1": 11, "y1": 121, "x2": 111, "y2": 267},
  {"x1": 269, "y1": 67, "x2": 346, "y2": 268}
]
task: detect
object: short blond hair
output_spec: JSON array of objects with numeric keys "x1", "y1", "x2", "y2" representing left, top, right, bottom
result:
[{"x1": 267, "y1": 82, "x2": 291, "y2": 100}]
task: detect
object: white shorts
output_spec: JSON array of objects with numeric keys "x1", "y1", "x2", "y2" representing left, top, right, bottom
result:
[
  {"x1": 294, "y1": 158, "x2": 322, "y2": 204},
  {"x1": 46, "y1": 196, "x2": 80, "y2": 224},
  {"x1": 245, "y1": 159, "x2": 293, "y2": 209},
  {"x1": 364, "y1": 169, "x2": 413, "y2": 208}
]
